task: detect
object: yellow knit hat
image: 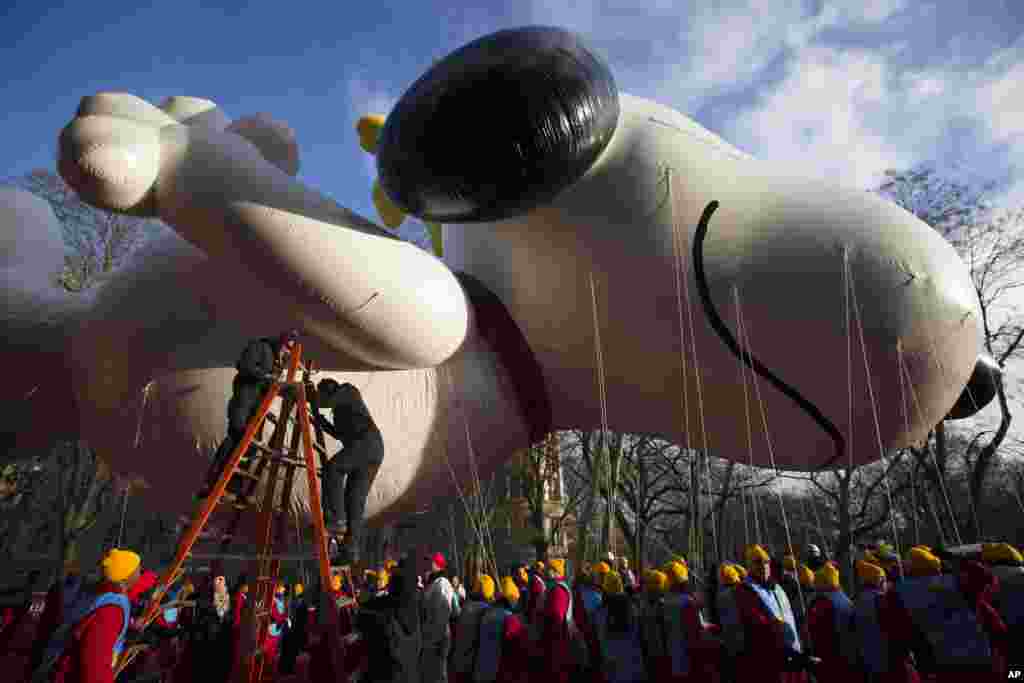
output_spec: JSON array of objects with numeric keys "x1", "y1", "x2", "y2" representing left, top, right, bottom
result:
[
  {"x1": 908, "y1": 547, "x2": 940, "y2": 576},
  {"x1": 473, "y1": 574, "x2": 496, "y2": 601},
  {"x1": 384, "y1": 559, "x2": 398, "y2": 571},
  {"x1": 908, "y1": 547, "x2": 941, "y2": 576},
  {"x1": 735, "y1": 565, "x2": 749, "y2": 579},
  {"x1": 745, "y1": 545, "x2": 770, "y2": 566},
  {"x1": 534, "y1": 561, "x2": 545, "y2": 572},
  {"x1": 814, "y1": 562, "x2": 840, "y2": 591},
  {"x1": 101, "y1": 549, "x2": 141, "y2": 583},
  {"x1": 798, "y1": 564, "x2": 814, "y2": 587},
  {"x1": 594, "y1": 562, "x2": 611, "y2": 576},
  {"x1": 856, "y1": 560, "x2": 886, "y2": 586},
  {"x1": 783, "y1": 555, "x2": 797, "y2": 571},
  {"x1": 518, "y1": 567, "x2": 529, "y2": 584},
  {"x1": 603, "y1": 571, "x2": 625, "y2": 595},
  {"x1": 377, "y1": 570, "x2": 390, "y2": 590},
  {"x1": 668, "y1": 561, "x2": 689, "y2": 586},
  {"x1": 644, "y1": 569, "x2": 668, "y2": 593},
  {"x1": 672, "y1": 555, "x2": 688, "y2": 566},
  {"x1": 548, "y1": 559, "x2": 566, "y2": 577},
  {"x1": 331, "y1": 575, "x2": 342, "y2": 592},
  {"x1": 981, "y1": 542, "x2": 1023, "y2": 566},
  {"x1": 501, "y1": 576, "x2": 520, "y2": 603},
  {"x1": 294, "y1": 583, "x2": 304, "y2": 596},
  {"x1": 719, "y1": 564, "x2": 740, "y2": 586}
]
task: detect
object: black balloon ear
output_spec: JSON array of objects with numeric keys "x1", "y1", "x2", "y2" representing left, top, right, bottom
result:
[
  {"x1": 377, "y1": 26, "x2": 619, "y2": 223},
  {"x1": 945, "y1": 353, "x2": 1001, "y2": 420}
]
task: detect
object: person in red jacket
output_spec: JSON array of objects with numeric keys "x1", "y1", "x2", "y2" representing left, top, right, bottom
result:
[
  {"x1": 474, "y1": 577, "x2": 530, "y2": 683},
  {"x1": 732, "y1": 545, "x2": 809, "y2": 683},
  {"x1": 260, "y1": 582, "x2": 289, "y2": 674},
  {"x1": 526, "y1": 562, "x2": 547, "y2": 638},
  {"x1": 662, "y1": 560, "x2": 717, "y2": 683},
  {"x1": 538, "y1": 559, "x2": 575, "y2": 683},
  {"x1": 804, "y1": 562, "x2": 859, "y2": 683},
  {"x1": 880, "y1": 546, "x2": 1006, "y2": 683},
  {"x1": 45, "y1": 548, "x2": 155, "y2": 683}
]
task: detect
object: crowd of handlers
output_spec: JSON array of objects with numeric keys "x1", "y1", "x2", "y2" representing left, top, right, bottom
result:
[{"x1": 0, "y1": 539, "x2": 1021, "y2": 683}]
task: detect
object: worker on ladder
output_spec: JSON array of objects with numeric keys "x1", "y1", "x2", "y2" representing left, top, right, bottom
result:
[
  {"x1": 199, "y1": 331, "x2": 299, "y2": 499},
  {"x1": 312, "y1": 378, "x2": 385, "y2": 564}
]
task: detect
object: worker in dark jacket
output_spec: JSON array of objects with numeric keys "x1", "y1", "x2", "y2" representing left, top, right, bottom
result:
[
  {"x1": 313, "y1": 378, "x2": 384, "y2": 563},
  {"x1": 200, "y1": 332, "x2": 297, "y2": 498}
]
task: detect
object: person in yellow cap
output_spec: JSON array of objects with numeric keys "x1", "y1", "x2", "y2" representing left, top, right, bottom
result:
[
  {"x1": 660, "y1": 560, "x2": 717, "y2": 682},
  {"x1": 40, "y1": 548, "x2": 150, "y2": 683},
  {"x1": 470, "y1": 576, "x2": 531, "y2": 683},
  {"x1": 515, "y1": 566, "x2": 529, "y2": 593},
  {"x1": 258, "y1": 581, "x2": 289, "y2": 676},
  {"x1": 451, "y1": 574, "x2": 496, "y2": 683},
  {"x1": 538, "y1": 558, "x2": 579, "y2": 683},
  {"x1": 279, "y1": 580, "x2": 311, "y2": 675},
  {"x1": 881, "y1": 544, "x2": 1006, "y2": 682},
  {"x1": 592, "y1": 571, "x2": 646, "y2": 682},
  {"x1": 805, "y1": 562, "x2": 859, "y2": 683},
  {"x1": 732, "y1": 545, "x2": 809, "y2": 682},
  {"x1": 637, "y1": 569, "x2": 669, "y2": 680},
  {"x1": 525, "y1": 561, "x2": 548, "y2": 634},
  {"x1": 852, "y1": 560, "x2": 905, "y2": 681},
  {"x1": 981, "y1": 542, "x2": 1023, "y2": 650},
  {"x1": 572, "y1": 560, "x2": 603, "y2": 675},
  {"x1": 715, "y1": 563, "x2": 745, "y2": 682}
]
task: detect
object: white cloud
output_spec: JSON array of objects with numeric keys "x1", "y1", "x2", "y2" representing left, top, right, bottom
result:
[{"x1": 726, "y1": 47, "x2": 910, "y2": 189}]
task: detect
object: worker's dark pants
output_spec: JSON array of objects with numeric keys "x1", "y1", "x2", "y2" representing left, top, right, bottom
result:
[
  {"x1": 207, "y1": 378, "x2": 269, "y2": 483},
  {"x1": 322, "y1": 431, "x2": 383, "y2": 547}
]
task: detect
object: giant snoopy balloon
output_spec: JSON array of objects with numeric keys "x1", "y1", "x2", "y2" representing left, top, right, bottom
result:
[{"x1": 1, "y1": 27, "x2": 993, "y2": 537}]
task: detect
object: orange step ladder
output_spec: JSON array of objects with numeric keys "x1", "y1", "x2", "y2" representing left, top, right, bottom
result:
[{"x1": 121, "y1": 342, "x2": 345, "y2": 683}]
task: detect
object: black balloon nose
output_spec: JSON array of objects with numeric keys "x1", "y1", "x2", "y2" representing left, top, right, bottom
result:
[
  {"x1": 945, "y1": 353, "x2": 1001, "y2": 420},
  {"x1": 376, "y1": 26, "x2": 620, "y2": 223}
]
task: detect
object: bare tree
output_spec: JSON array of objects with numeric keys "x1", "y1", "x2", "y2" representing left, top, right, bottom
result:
[
  {"x1": 17, "y1": 168, "x2": 158, "y2": 292},
  {"x1": 878, "y1": 167, "x2": 1023, "y2": 543}
]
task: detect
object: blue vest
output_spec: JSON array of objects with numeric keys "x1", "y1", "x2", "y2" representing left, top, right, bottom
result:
[
  {"x1": 662, "y1": 593, "x2": 692, "y2": 675},
  {"x1": 854, "y1": 587, "x2": 889, "y2": 674},
  {"x1": 745, "y1": 580, "x2": 802, "y2": 652},
  {"x1": 268, "y1": 596, "x2": 286, "y2": 637},
  {"x1": 161, "y1": 587, "x2": 181, "y2": 626},
  {"x1": 45, "y1": 591, "x2": 131, "y2": 669},
  {"x1": 579, "y1": 585, "x2": 603, "y2": 620},
  {"x1": 894, "y1": 574, "x2": 991, "y2": 668},
  {"x1": 474, "y1": 607, "x2": 510, "y2": 683},
  {"x1": 595, "y1": 608, "x2": 646, "y2": 683}
]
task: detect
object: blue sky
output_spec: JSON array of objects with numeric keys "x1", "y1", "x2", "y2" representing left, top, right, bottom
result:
[{"x1": 3, "y1": 0, "x2": 1022, "y2": 231}]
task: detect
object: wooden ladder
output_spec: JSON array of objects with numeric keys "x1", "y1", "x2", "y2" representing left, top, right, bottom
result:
[{"x1": 129, "y1": 342, "x2": 343, "y2": 683}]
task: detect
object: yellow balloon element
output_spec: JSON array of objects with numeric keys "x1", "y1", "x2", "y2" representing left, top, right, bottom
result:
[
  {"x1": 356, "y1": 114, "x2": 386, "y2": 155},
  {"x1": 427, "y1": 221, "x2": 444, "y2": 258},
  {"x1": 373, "y1": 180, "x2": 407, "y2": 230}
]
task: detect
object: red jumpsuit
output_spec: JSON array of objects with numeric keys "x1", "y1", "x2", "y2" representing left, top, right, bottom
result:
[
  {"x1": 260, "y1": 595, "x2": 288, "y2": 670},
  {"x1": 495, "y1": 611, "x2": 531, "y2": 683},
  {"x1": 804, "y1": 592, "x2": 860, "y2": 683},
  {"x1": 539, "y1": 581, "x2": 573, "y2": 683},
  {"x1": 50, "y1": 582, "x2": 128, "y2": 683},
  {"x1": 733, "y1": 582, "x2": 807, "y2": 683}
]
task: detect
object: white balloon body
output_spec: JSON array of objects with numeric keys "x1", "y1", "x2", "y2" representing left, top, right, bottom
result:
[{"x1": 0, "y1": 90, "x2": 981, "y2": 534}]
